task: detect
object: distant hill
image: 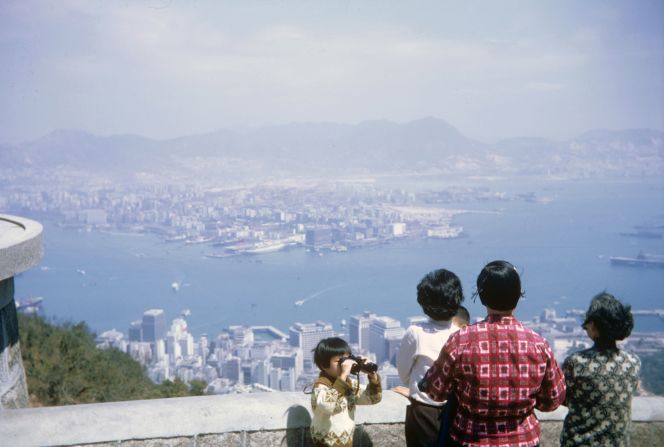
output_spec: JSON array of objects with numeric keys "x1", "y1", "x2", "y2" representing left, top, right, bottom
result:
[{"x1": 2, "y1": 118, "x2": 662, "y2": 182}]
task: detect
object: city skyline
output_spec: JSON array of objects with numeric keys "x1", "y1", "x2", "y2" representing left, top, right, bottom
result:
[{"x1": 91, "y1": 303, "x2": 664, "y2": 394}]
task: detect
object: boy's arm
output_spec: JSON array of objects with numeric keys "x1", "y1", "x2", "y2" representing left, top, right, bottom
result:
[
  {"x1": 356, "y1": 373, "x2": 382, "y2": 405},
  {"x1": 311, "y1": 380, "x2": 351, "y2": 415},
  {"x1": 534, "y1": 343, "x2": 566, "y2": 411}
]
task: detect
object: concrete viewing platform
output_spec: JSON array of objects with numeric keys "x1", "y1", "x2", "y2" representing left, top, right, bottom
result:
[
  {"x1": 0, "y1": 392, "x2": 663, "y2": 447},
  {"x1": 1, "y1": 214, "x2": 43, "y2": 410},
  {"x1": 0, "y1": 214, "x2": 43, "y2": 284}
]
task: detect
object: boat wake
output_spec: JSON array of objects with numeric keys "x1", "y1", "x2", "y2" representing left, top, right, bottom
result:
[{"x1": 294, "y1": 282, "x2": 354, "y2": 307}]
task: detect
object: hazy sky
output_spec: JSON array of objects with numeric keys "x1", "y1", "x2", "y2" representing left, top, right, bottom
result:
[{"x1": 1, "y1": 0, "x2": 662, "y2": 144}]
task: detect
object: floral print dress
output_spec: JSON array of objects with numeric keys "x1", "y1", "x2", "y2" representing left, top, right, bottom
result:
[{"x1": 561, "y1": 346, "x2": 640, "y2": 447}]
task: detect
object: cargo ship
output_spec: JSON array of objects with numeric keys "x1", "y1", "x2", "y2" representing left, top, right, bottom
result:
[{"x1": 610, "y1": 252, "x2": 664, "y2": 268}]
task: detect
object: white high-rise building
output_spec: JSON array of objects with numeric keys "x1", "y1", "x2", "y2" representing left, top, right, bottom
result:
[
  {"x1": 166, "y1": 333, "x2": 182, "y2": 362},
  {"x1": 199, "y1": 335, "x2": 209, "y2": 366},
  {"x1": 349, "y1": 312, "x2": 376, "y2": 352},
  {"x1": 128, "y1": 341, "x2": 153, "y2": 366},
  {"x1": 289, "y1": 321, "x2": 334, "y2": 367},
  {"x1": 153, "y1": 339, "x2": 167, "y2": 362},
  {"x1": 230, "y1": 326, "x2": 254, "y2": 346},
  {"x1": 179, "y1": 334, "x2": 195, "y2": 357},
  {"x1": 166, "y1": 318, "x2": 191, "y2": 363},
  {"x1": 222, "y1": 355, "x2": 242, "y2": 383},
  {"x1": 252, "y1": 359, "x2": 270, "y2": 387},
  {"x1": 369, "y1": 316, "x2": 405, "y2": 364},
  {"x1": 268, "y1": 367, "x2": 296, "y2": 391},
  {"x1": 269, "y1": 368, "x2": 282, "y2": 390},
  {"x1": 280, "y1": 368, "x2": 296, "y2": 391},
  {"x1": 270, "y1": 348, "x2": 304, "y2": 381}
]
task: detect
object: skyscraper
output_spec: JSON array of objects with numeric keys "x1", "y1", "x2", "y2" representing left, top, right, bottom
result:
[
  {"x1": 128, "y1": 320, "x2": 143, "y2": 342},
  {"x1": 369, "y1": 316, "x2": 404, "y2": 364},
  {"x1": 349, "y1": 311, "x2": 376, "y2": 352},
  {"x1": 270, "y1": 348, "x2": 304, "y2": 381},
  {"x1": 142, "y1": 309, "x2": 166, "y2": 343},
  {"x1": 289, "y1": 321, "x2": 334, "y2": 367}
]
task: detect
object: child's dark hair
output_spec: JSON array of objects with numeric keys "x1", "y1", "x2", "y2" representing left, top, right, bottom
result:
[
  {"x1": 476, "y1": 260, "x2": 523, "y2": 311},
  {"x1": 584, "y1": 292, "x2": 634, "y2": 343},
  {"x1": 416, "y1": 269, "x2": 464, "y2": 321},
  {"x1": 453, "y1": 305, "x2": 470, "y2": 326},
  {"x1": 313, "y1": 337, "x2": 351, "y2": 370}
]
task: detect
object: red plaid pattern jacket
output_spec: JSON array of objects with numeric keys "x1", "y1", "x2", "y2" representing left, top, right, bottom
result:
[{"x1": 423, "y1": 315, "x2": 566, "y2": 447}]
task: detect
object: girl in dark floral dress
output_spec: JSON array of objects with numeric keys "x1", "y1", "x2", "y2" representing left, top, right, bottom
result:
[{"x1": 561, "y1": 293, "x2": 640, "y2": 447}]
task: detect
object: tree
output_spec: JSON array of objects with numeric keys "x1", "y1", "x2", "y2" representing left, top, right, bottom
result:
[{"x1": 189, "y1": 379, "x2": 208, "y2": 396}]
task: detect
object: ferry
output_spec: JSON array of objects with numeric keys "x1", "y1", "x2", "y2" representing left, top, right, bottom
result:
[{"x1": 610, "y1": 252, "x2": 664, "y2": 268}]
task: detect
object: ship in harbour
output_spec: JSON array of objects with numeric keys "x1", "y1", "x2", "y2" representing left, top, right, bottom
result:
[
  {"x1": 225, "y1": 240, "x2": 288, "y2": 255},
  {"x1": 241, "y1": 241, "x2": 287, "y2": 254},
  {"x1": 610, "y1": 252, "x2": 664, "y2": 268}
]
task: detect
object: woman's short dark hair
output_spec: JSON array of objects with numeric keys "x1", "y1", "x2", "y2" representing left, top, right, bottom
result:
[
  {"x1": 476, "y1": 260, "x2": 523, "y2": 311},
  {"x1": 584, "y1": 292, "x2": 634, "y2": 343},
  {"x1": 313, "y1": 337, "x2": 351, "y2": 370},
  {"x1": 417, "y1": 269, "x2": 464, "y2": 321}
]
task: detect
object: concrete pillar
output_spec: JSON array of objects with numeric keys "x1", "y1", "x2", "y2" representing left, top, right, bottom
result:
[
  {"x1": 0, "y1": 277, "x2": 29, "y2": 408},
  {"x1": 0, "y1": 214, "x2": 43, "y2": 409}
]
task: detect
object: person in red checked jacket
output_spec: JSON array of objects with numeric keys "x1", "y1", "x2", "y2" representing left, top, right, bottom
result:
[{"x1": 419, "y1": 260, "x2": 565, "y2": 447}]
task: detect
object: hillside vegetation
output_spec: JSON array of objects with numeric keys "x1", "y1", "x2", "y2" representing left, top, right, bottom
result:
[{"x1": 18, "y1": 314, "x2": 206, "y2": 406}]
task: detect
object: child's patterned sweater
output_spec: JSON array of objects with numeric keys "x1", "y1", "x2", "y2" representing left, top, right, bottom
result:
[{"x1": 310, "y1": 372, "x2": 382, "y2": 447}]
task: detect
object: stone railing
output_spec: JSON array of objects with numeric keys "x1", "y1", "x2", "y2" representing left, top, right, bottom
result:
[{"x1": 1, "y1": 392, "x2": 663, "y2": 447}]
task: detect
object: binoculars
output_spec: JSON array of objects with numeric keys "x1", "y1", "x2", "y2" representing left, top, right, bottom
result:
[{"x1": 338, "y1": 355, "x2": 378, "y2": 375}]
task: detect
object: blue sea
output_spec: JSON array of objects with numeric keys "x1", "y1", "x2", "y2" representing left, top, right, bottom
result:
[{"x1": 13, "y1": 177, "x2": 664, "y2": 337}]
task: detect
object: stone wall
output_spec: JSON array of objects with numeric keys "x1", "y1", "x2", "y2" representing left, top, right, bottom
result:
[{"x1": 1, "y1": 392, "x2": 662, "y2": 447}]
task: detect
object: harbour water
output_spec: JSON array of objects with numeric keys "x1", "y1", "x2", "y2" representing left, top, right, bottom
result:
[{"x1": 13, "y1": 177, "x2": 664, "y2": 336}]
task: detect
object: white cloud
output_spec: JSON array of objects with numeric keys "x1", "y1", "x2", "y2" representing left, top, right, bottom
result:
[{"x1": 1, "y1": 0, "x2": 661, "y2": 142}]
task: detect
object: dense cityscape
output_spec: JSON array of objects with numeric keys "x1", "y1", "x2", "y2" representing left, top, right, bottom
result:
[
  {"x1": 5, "y1": 179, "x2": 664, "y2": 396},
  {"x1": 55, "y1": 305, "x2": 662, "y2": 396},
  {"x1": 0, "y1": 181, "x2": 550, "y2": 256}
]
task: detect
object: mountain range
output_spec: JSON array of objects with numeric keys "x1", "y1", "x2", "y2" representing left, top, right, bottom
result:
[{"x1": 1, "y1": 117, "x2": 662, "y2": 183}]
